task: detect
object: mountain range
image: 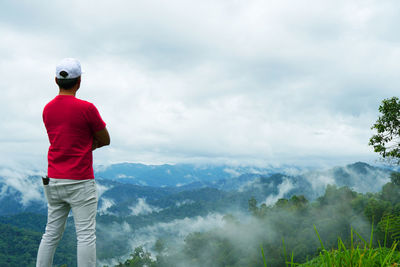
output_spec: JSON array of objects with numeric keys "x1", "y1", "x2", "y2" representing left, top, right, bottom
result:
[
  {"x1": 0, "y1": 161, "x2": 393, "y2": 266},
  {"x1": 0, "y1": 161, "x2": 391, "y2": 217}
]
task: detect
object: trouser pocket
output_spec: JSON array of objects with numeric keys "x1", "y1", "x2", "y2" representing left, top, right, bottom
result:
[
  {"x1": 65, "y1": 180, "x2": 97, "y2": 203},
  {"x1": 85, "y1": 180, "x2": 97, "y2": 201},
  {"x1": 43, "y1": 184, "x2": 51, "y2": 202}
]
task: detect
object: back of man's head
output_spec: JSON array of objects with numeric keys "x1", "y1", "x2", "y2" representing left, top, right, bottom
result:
[{"x1": 55, "y1": 58, "x2": 81, "y2": 90}]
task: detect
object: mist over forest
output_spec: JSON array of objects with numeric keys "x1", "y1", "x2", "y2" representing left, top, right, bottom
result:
[{"x1": 0, "y1": 161, "x2": 398, "y2": 266}]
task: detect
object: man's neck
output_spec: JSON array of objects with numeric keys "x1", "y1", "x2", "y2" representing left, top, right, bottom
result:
[{"x1": 59, "y1": 89, "x2": 78, "y2": 96}]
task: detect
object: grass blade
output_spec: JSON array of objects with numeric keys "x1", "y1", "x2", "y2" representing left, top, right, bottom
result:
[
  {"x1": 282, "y1": 238, "x2": 288, "y2": 267},
  {"x1": 313, "y1": 224, "x2": 325, "y2": 251},
  {"x1": 261, "y1": 244, "x2": 267, "y2": 267}
]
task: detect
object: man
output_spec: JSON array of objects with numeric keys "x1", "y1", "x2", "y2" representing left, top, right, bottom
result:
[{"x1": 37, "y1": 58, "x2": 110, "y2": 267}]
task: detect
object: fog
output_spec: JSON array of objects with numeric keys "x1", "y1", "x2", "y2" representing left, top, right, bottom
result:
[
  {"x1": 0, "y1": 162, "x2": 392, "y2": 266},
  {"x1": 129, "y1": 198, "x2": 163, "y2": 216},
  {"x1": 0, "y1": 167, "x2": 43, "y2": 206},
  {"x1": 264, "y1": 178, "x2": 294, "y2": 206},
  {"x1": 98, "y1": 198, "x2": 115, "y2": 215},
  {"x1": 97, "y1": 191, "x2": 373, "y2": 267},
  {"x1": 98, "y1": 213, "x2": 226, "y2": 266}
]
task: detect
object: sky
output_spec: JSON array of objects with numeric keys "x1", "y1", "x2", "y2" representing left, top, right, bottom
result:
[{"x1": 1, "y1": 0, "x2": 399, "y2": 170}]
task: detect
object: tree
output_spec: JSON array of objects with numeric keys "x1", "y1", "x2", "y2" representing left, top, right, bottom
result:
[
  {"x1": 369, "y1": 97, "x2": 400, "y2": 163},
  {"x1": 364, "y1": 198, "x2": 391, "y2": 223},
  {"x1": 390, "y1": 172, "x2": 400, "y2": 186},
  {"x1": 153, "y1": 239, "x2": 165, "y2": 255},
  {"x1": 248, "y1": 197, "x2": 258, "y2": 216},
  {"x1": 117, "y1": 246, "x2": 156, "y2": 267}
]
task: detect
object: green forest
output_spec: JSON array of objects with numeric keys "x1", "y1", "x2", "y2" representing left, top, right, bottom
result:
[
  {"x1": 0, "y1": 214, "x2": 76, "y2": 267},
  {"x1": 105, "y1": 172, "x2": 400, "y2": 267},
  {"x1": 1, "y1": 172, "x2": 400, "y2": 267}
]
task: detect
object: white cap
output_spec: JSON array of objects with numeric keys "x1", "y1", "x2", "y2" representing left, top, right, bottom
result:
[{"x1": 55, "y1": 58, "x2": 82, "y2": 79}]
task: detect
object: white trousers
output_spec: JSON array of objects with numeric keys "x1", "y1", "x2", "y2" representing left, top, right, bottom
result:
[{"x1": 36, "y1": 178, "x2": 98, "y2": 267}]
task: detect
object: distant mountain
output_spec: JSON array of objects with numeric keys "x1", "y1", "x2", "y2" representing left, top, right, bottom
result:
[
  {"x1": 0, "y1": 175, "x2": 46, "y2": 216},
  {"x1": 167, "y1": 162, "x2": 391, "y2": 198},
  {"x1": 95, "y1": 162, "x2": 391, "y2": 216},
  {"x1": 94, "y1": 163, "x2": 273, "y2": 187},
  {"x1": 236, "y1": 162, "x2": 391, "y2": 202},
  {"x1": 305, "y1": 161, "x2": 391, "y2": 195},
  {"x1": 0, "y1": 162, "x2": 392, "y2": 217}
]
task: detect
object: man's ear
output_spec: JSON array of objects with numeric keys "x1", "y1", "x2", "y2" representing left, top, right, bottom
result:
[{"x1": 77, "y1": 76, "x2": 81, "y2": 89}]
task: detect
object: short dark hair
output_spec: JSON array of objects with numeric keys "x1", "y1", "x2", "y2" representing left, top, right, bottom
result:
[{"x1": 56, "y1": 77, "x2": 80, "y2": 90}]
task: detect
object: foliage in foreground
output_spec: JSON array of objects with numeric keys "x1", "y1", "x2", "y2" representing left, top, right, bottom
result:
[
  {"x1": 301, "y1": 246, "x2": 400, "y2": 267},
  {"x1": 265, "y1": 224, "x2": 400, "y2": 266},
  {"x1": 369, "y1": 96, "x2": 400, "y2": 164}
]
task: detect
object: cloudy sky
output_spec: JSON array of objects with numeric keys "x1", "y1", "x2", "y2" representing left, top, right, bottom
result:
[{"x1": 1, "y1": 0, "x2": 399, "y2": 170}]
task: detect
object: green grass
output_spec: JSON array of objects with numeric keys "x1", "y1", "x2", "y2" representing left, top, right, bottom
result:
[{"x1": 262, "y1": 224, "x2": 400, "y2": 267}]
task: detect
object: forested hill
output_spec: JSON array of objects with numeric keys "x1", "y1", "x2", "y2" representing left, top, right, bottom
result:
[
  {"x1": 104, "y1": 178, "x2": 400, "y2": 267},
  {"x1": 2, "y1": 174, "x2": 399, "y2": 267},
  {"x1": 0, "y1": 162, "x2": 390, "y2": 217},
  {"x1": 0, "y1": 213, "x2": 76, "y2": 266},
  {"x1": 0, "y1": 161, "x2": 394, "y2": 266}
]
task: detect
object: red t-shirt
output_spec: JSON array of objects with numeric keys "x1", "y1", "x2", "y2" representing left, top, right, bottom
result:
[{"x1": 43, "y1": 95, "x2": 106, "y2": 179}]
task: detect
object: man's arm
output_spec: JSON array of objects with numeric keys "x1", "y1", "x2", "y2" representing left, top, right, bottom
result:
[{"x1": 92, "y1": 127, "x2": 110, "y2": 151}]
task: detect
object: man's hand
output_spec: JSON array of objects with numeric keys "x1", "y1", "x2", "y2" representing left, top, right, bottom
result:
[
  {"x1": 93, "y1": 127, "x2": 110, "y2": 151},
  {"x1": 92, "y1": 139, "x2": 100, "y2": 151}
]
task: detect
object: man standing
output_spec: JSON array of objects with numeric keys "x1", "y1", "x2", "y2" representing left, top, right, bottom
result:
[{"x1": 37, "y1": 58, "x2": 110, "y2": 267}]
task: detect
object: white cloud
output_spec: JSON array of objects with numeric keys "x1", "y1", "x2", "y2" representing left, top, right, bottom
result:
[
  {"x1": 129, "y1": 198, "x2": 162, "y2": 216},
  {"x1": 98, "y1": 212, "x2": 226, "y2": 266},
  {"x1": 264, "y1": 179, "x2": 294, "y2": 206},
  {"x1": 96, "y1": 183, "x2": 113, "y2": 197},
  {"x1": 223, "y1": 168, "x2": 241, "y2": 177},
  {"x1": 98, "y1": 197, "x2": 115, "y2": 215},
  {"x1": 175, "y1": 199, "x2": 195, "y2": 207},
  {"x1": 1, "y1": 1, "x2": 398, "y2": 167},
  {"x1": 306, "y1": 174, "x2": 336, "y2": 193},
  {"x1": 0, "y1": 167, "x2": 44, "y2": 206},
  {"x1": 127, "y1": 213, "x2": 226, "y2": 259},
  {"x1": 342, "y1": 165, "x2": 390, "y2": 193},
  {"x1": 238, "y1": 178, "x2": 263, "y2": 193}
]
